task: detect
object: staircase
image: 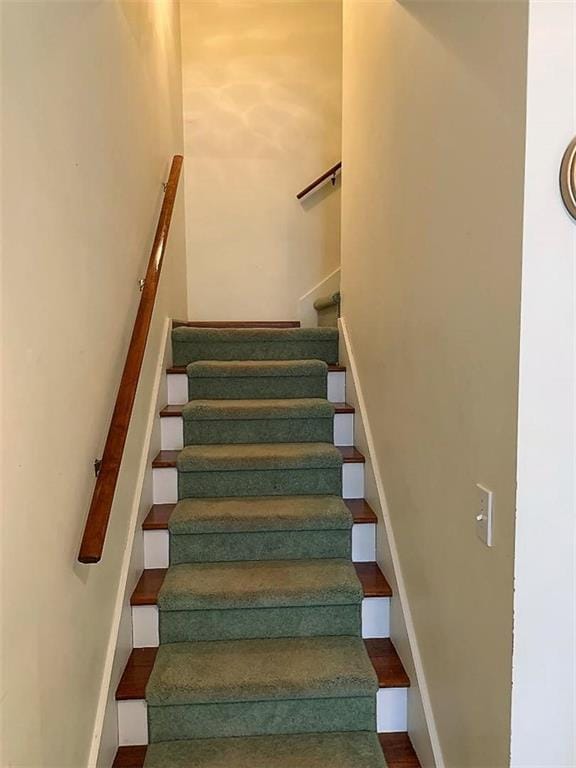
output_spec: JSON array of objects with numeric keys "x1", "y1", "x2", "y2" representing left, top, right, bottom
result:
[{"x1": 113, "y1": 321, "x2": 420, "y2": 768}]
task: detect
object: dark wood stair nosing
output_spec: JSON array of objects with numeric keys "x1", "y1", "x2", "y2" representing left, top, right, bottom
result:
[
  {"x1": 152, "y1": 445, "x2": 365, "y2": 469},
  {"x1": 167, "y1": 363, "x2": 347, "y2": 374},
  {"x1": 160, "y1": 402, "x2": 355, "y2": 417},
  {"x1": 115, "y1": 638, "x2": 409, "y2": 702},
  {"x1": 172, "y1": 320, "x2": 301, "y2": 329},
  {"x1": 378, "y1": 732, "x2": 421, "y2": 768},
  {"x1": 366, "y1": 637, "x2": 411, "y2": 688},
  {"x1": 131, "y1": 562, "x2": 391, "y2": 606},
  {"x1": 115, "y1": 646, "x2": 158, "y2": 701},
  {"x1": 344, "y1": 498, "x2": 377, "y2": 524},
  {"x1": 114, "y1": 732, "x2": 421, "y2": 768},
  {"x1": 112, "y1": 745, "x2": 148, "y2": 768},
  {"x1": 130, "y1": 568, "x2": 167, "y2": 606},
  {"x1": 143, "y1": 498, "x2": 377, "y2": 530}
]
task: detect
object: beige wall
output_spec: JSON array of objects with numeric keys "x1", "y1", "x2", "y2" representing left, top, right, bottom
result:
[
  {"x1": 180, "y1": 0, "x2": 342, "y2": 321},
  {"x1": 0, "y1": 2, "x2": 186, "y2": 766},
  {"x1": 340, "y1": 3, "x2": 528, "y2": 766}
]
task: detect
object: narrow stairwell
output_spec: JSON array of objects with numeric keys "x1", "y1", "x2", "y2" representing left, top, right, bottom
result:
[{"x1": 113, "y1": 322, "x2": 420, "y2": 768}]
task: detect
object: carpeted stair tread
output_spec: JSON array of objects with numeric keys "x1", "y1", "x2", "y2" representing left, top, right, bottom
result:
[
  {"x1": 146, "y1": 498, "x2": 373, "y2": 530},
  {"x1": 185, "y1": 360, "x2": 330, "y2": 400},
  {"x1": 154, "y1": 446, "x2": 362, "y2": 468},
  {"x1": 181, "y1": 398, "x2": 334, "y2": 421},
  {"x1": 143, "y1": 732, "x2": 387, "y2": 767},
  {"x1": 158, "y1": 559, "x2": 363, "y2": 611},
  {"x1": 146, "y1": 635, "x2": 378, "y2": 706},
  {"x1": 168, "y1": 495, "x2": 351, "y2": 535},
  {"x1": 173, "y1": 327, "x2": 338, "y2": 344},
  {"x1": 117, "y1": 640, "x2": 407, "y2": 701},
  {"x1": 132, "y1": 563, "x2": 390, "y2": 606},
  {"x1": 162, "y1": 402, "x2": 354, "y2": 417},
  {"x1": 177, "y1": 442, "x2": 342, "y2": 473},
  {"x1": 181, "y1": 399, "x2": 335, "y2": 445},
  {"x1": 187, "y1": 360, "x2": 328, "y2": 378},
  {"x1": 172, "y1": 327, "x2": 339, "y2": 366}
]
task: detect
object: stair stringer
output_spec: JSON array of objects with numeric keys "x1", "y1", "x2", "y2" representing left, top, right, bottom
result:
[
  {"x1": 90, "y1": 319, "x2": 173, "y2": 768},
  {"x1": 338, "y1": 316, "x2": 443, "y2": 768}
]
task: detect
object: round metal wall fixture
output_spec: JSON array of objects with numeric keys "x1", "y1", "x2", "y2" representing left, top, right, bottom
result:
[{"x1": 560, "y1": 137, "x2": 576, "y2": 220}]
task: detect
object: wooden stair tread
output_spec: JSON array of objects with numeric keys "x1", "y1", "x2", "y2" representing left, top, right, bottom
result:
[
  {"x1": 167, "y1": 363, "x2": 347, "y2": 374},
  {"x1": 354, "y1": 562, "x2": 392, "y2": 597},
  {"x1": 112, "y1": 745, "x2": 148, "y2": 767},
  {"x1": 116, "y1": 638, "x2": 408, "y2": 701},
  {"x1": 131, "y1": 562, "x2": 391, "y2": 606},
  {"x1": 338, "y1": 446, "x2": 364, "y2": 463},
  {"x1": 116, "y1": 647, "x2": 158, "y2": 700},
  {"x1": 131, "y1": 569, "x2": 167, "y2": 605},
  {"x1": 114, "y1": 733, "x2": 420, "y2": 768},
  {"x1": 365, "y1": 638, "x2": 410, "y2": 688},
  {"x1": 152, "y1": 450, "x2": 179, "y2": 467},
  {"x1": 345, "y1": 498, "x2": 377, "y2": 523},
  {"x1": 160, "y1": 401, "x2": 355, "y2": 417},
  {"x1": 143, "y1": 503, "x2": 174, "y2": 529},
  {"x1": 378, "y1": 733, "x2": 421, "y2": 767},
  {"x1": 143, "y1": 498, "x2": 377, "y2": 529},
  {"x1": 152, "y1": 445, "x2": 365, "y2": 468},
  {"x1": 172, "y1": 320, "x2": 301, "y2": 328}
]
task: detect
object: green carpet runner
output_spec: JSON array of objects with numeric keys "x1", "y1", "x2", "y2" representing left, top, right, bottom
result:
[
  {"x1": 182, "y1": 398, "x2": 334, "y2": 444},
  {"x1": 146, "y1": 636, "x2": 377, "y2": 741},
  {"x1": 168, "y1": 495, "x2": 352, "y2": 564},
  {"x1": 143, "y1": 732, "x2": 386, "y2": 768},
  {"x1": 172, "y1": 326, "x2": 339, "y2": 366},
  {"x1": 177, "y1": 442, "x2": 343, "y2": 498},
  {"x1": 142, "y1": 326, "x2": 385, "y2": 766},
  {"x1": 158, "y1": 559, "x2": 363, "y2": 643},
  {"x1": 186, "y1": 360, "x2": 329, "y2": 400}
]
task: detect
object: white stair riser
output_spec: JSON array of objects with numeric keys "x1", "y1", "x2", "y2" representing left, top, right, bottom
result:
[
  {"x1": 132, "y1": 606, "x2": 159, "y2": 648},
  {"x1": 118, "y1": 700, "x2": 148, "y2": 747},
  {"x1": 352, "y1": 523, "x2": 376, "y2": 562},
  {"x1": 343, "y1": 463, "x2": 364, "y2": 499},
  {"x1": 167, "y1": 371, "x2": 347, "y2": 406},
  {"x1": 118, "y1": 685, "x2": 405, "y2": 747},
  {"x1": 334, "y1": 413, "x2": 354, "y2": 446},
  {"x1": 160, "y1": 412, "x2": 354, "y2": 451},
  {"x1": 327, "y1": 371, "x2": 346, "y2": 403},
  {"x1": 132, "y1": 597, "x2": 390, "y2": 649},
  {"x1": 160, "y1": 418, "x2": 183, "y2": 451},
  {"x1": 362, "y1": 597, "x2": 390, "y2": 637},
  {"x1": 377, "y1": 688, "x2": 408, "y2": 732},
  {"x1": 167, "y1": 373, "x2": 187, "y2": 405},
  {"x1": 144, "y1": 524, "x2": 376, "y2": 570},
  {"x1": 153, "y1": 463, "x2": 364, "y2": 505}
]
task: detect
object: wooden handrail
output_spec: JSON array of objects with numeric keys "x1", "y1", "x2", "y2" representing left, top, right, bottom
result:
[
  {"x1": 296, "y1": 161, "x2": 342, "y2": 200},
  {"x1": 78, "y1": 155, "x2": 183, "y2": 564}
]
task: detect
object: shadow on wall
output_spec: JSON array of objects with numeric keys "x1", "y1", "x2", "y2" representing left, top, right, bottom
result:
[
  {"x1": 400, "y1": 0, "x2": 528, "y2": 103},
  {"x1": 182, "y1": 2, "x2": 341, "y2": 160}
]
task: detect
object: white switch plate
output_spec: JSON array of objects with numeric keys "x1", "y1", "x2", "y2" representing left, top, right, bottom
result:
[{"x1": 476, "y1": 483, "x2": 494, "y2": 547}]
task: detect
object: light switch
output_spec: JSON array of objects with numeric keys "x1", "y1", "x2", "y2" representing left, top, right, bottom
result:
[{"x1": 475, "y1": 483, "x2": 494, "y2": 547}]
